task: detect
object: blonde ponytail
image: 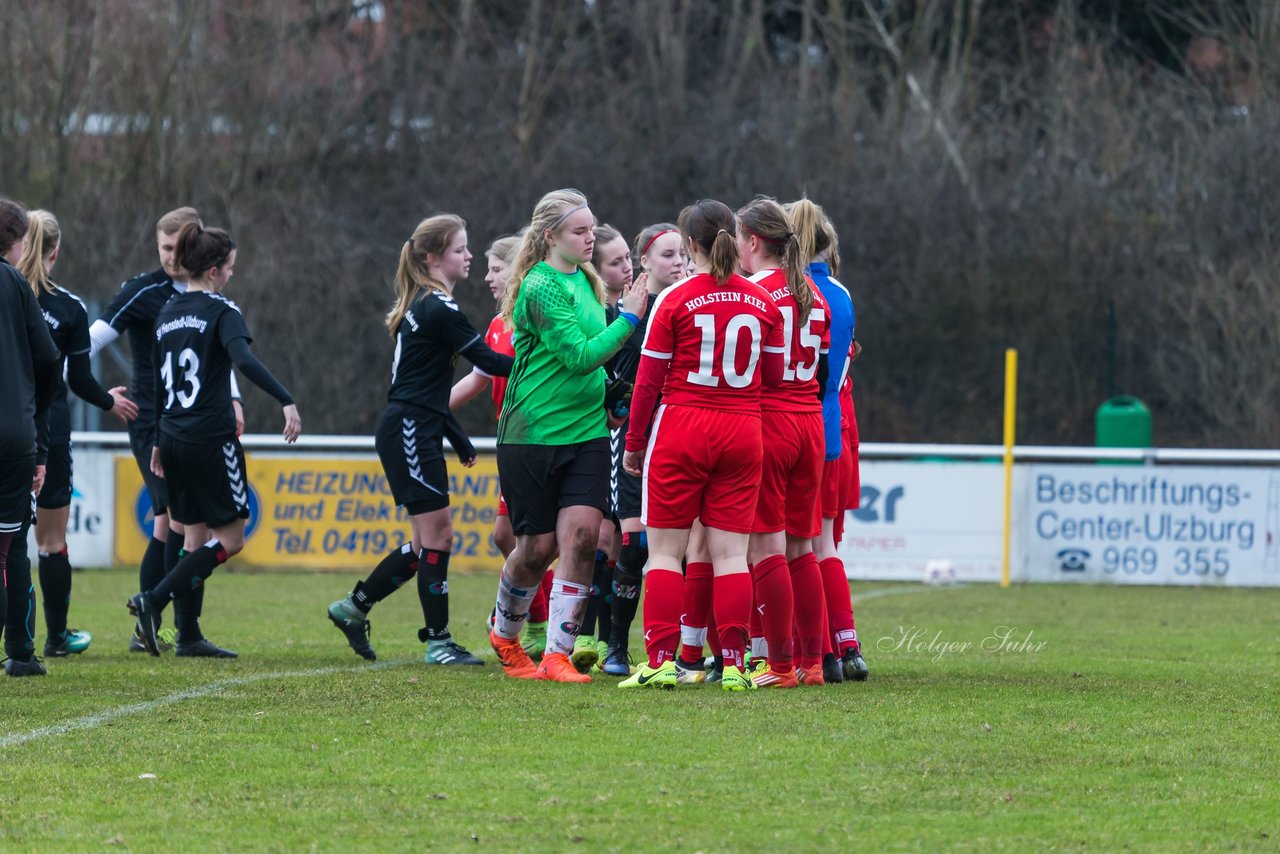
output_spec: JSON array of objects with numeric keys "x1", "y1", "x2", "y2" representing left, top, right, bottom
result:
[
  {"x1": 385, "y1": 214, "x2": 465, "y2": 337},
  {"x1": 17, "y1": 209, "x2": 60, "y2": 295}
]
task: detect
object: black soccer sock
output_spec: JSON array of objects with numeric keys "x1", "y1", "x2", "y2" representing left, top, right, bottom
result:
[
  {"x1": 140, "y1": 535, "x2": 167, "y2": 593},
  {"x1": 173, "y1": 562, "x2": 206, "y2": 644},
  {"x1": 597, "y1": 560, "x2": 615, "y2": 644},
  {"x1": 354, "y1": 542, "x2": 419, "y2": 613},
  {"x1": 0, "y1": 532, "x2": 10, "y2": 648},
  {"x1": 416, "y1": 548, "x2": 451, "y2": 641},
  {"x1": 149, "y1": 542, "x2": 227, "y2": 607},
  {"x1": 580, "y1": 550, "x2": 608, "y2": 636},
  {"x1": 4, "y1": 546, "x2": 35, "y2": 660},
  {"x1": 38, "y1": 548, "x2": 73, "y2": 640},
  {"x1": 164, "y1": 529, "x2": 183, "y2": 572},
  {"x1": 610, "y1": 533, "x2": 646, "y2": 649}
]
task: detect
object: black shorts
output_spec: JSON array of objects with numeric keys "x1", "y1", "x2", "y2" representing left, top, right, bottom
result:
[
  {"x1": 0, "y1": 455, "x2": 35, "y2": 535},
  {"x1": 497, "y1": 437, "x2": 611, "y2": 536},
  {"x1": 37, "y1": 442, "x2": 73, "y2": 509},
  {"x1": 375, "y1": 407, "x2": 449, "y2": 515},
  {"x1": 159, "y1": 433, "x2": 250, "y2": 528},
  {"x1": 610, "y1": 426, "x2": 642, "y2": 521},
  {"x1": 129, "y1": 420, "x2": 168, "y2": 515}
]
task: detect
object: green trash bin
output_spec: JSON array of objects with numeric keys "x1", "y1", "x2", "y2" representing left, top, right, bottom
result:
[{"x1": 1095, "y1": 396, "x2": 1151, "y2": 463}]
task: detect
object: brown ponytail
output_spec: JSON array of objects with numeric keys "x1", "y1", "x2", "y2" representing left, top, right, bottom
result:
[
  {"x1": 738, "y1": 197, "x2": 814, "y2": 323},
  {"x1": 677, "y1": 199, "x2": 739, "y2": 287},
  {"x1": 173, "y1": 221, "x2": 235, "y2": 282},
  {"x1": 0, "y1": 198, "x2": 29, "y2": 259}
]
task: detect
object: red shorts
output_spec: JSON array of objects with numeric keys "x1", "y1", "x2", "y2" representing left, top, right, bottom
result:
[
  {"x1": 821, "y1": 447, "x2": 853, "y2": 520},
  {"x1": 497, "y1": 491, "x2": 508, "y2": 517},
  {"x1": 642, "y1": 404, "x2": 762, "y2": 534},
  {"x1": 754, "y1": 410, "x2": 824, "y2": 538}
]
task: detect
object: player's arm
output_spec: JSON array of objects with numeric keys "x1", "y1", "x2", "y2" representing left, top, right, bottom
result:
[
  {"x1": 525, "y1": 273, "x2": 641, "y2": 375},
  {"x1": 450, "y1": 371, "x2": 491, "y2": 409},
  {"x1": 442, "y1": 411, "x2": 477, "y2": 466},
  {"x1": 435, "y1": 302, "x2": 514, "y2": 378},
  {"x1": 88, "y1": 319, "x2": 120, "y2": 356},
  {"x1": 66, "y1": 305, "x2": 136, "y2": 420}
]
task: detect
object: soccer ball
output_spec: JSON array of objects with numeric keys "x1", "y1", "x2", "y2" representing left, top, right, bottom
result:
[{"x1": 923, "y1": 560, "x2": 957, "y2": 586}]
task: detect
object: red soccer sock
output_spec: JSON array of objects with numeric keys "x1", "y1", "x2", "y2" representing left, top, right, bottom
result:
[
  {"x1": 678, "y1": 561, "x2": 713, "y2": 663},
  {"x1": 750, "y1": 554, "x2": 794, "y2": 668},
  {"x1": 820, "y1": 556, "x2": 859, "y2": 654},
  {"x1": 790, "y1": 552, "x2": 825, "y2": 668},
  {"x1": 642, "y1": 567, "x2": 683, "y2": 668},
  {"x1": 528, "y1": 565, "x2": 554, "y2": 623},
  {"x1": 713, "y1": 571, "x2": 752, "y2": 671}
]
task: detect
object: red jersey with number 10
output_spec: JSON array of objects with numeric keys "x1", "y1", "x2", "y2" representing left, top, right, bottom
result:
[
  {"x1": 637, "y1": 272, "x2": 784, "y2": 413},
  {"x1": 749, "y1": 269, "x2": 831, "y2": 413}
]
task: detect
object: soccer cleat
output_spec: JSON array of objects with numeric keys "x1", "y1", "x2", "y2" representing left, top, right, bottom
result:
[
  {"x1": 44, "y1": 629, "x2": 93, "y2": 657},
  {"x1": 128, "y1": 626, "x2": 175, "y2": 654},
  {"x1": 596, "y1": 639, "x2": 609, "y2": 661},
  {"x1": 675, "y1": 657, "x2": 707, "y2": 684},
  {"x1": 3, "y1": 656, "x2": 47, "y2": 677},
  {"x1": 176, "y1": 639, "x2": 239, "y2": 658},
  {"x1": 822, "y1": 651, "x2": 845, "y2": 684},
  {"x1": 842, "y1": 646, "x2": 869, "y2": 682},
  {"x1": 490, "y1": 630, "x2": 538, "y2": 679},
  {"x1": 600, "y1": 644, "x2": 633, "y2": 676},
  {"x1": 327, "y1": 597, "x2": 376, "y2": 661},
  {"x1": 127, "y1": 593, "x2": 161, "y2": 657},
  {"x1": 705, "y1": 664, "x2": 723, "y2": 683},
  {"x1": 570, "y1": 635, "x2": 599, "y2": 673},
  {"x1": 797, "y1": 663, "x2": 826, "y2": 686},
  {"x1": 719, "y1": 664, "x2": 756, "y2": 692},
  {"x1": 751, "y1": 662, "x2": 799, "y2": 688},
  {"x1": 619, "y1": 660, "x2": 677, "y2": 690},
  {"x1": 536, "y1": 651, "x2": 592, "y2": 683},
  {"x1": 521, "y1": 621, "x2": 547, "y2": 660},
  {"x1": 425, "y1": 639, "x2": 485, "y2": 666}
]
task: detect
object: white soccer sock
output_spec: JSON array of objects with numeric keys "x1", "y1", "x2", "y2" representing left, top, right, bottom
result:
[
  {"x1": 493, "y1": 568, "x2": 537, "y2": 639},
  {"x1": 751, "y1": 637, "x2": 769, "y2": 659},
  {"x1": 680, "y1": 624, "x2": 708, "y2": 652},
  {"x1": 545, "y1": 579, "x2": 590, "y2": 656}
]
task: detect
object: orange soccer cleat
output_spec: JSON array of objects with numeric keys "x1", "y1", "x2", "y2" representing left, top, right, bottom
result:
[
  {"x1": 797, "y1": 663, "x2": 826, "y2": 686},
  {"x1": 490, "y1": 630, "x2": 538, "y2": 679},
  {"x1": 535, "y1": 652, "x2": 592, "y2": 683},
  {"x1": 751, "y1": 662, "x2": 799, "y2": 688}
]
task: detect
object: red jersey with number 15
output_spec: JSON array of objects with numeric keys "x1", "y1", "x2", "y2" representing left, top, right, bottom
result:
[
  {"x1": 638, "y1": 272, "x2": 784, "y2": 412},
  {"x1": 478, "y1": 312, "x2": 515, "y2": 417},
  {"x1": 749, "y1": 269, "x2": 830, "y2": 413}
]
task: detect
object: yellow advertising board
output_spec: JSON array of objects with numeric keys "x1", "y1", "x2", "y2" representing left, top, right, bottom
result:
[{"x1": 113, "y1": 453, "x2": 505, "y2": 571}]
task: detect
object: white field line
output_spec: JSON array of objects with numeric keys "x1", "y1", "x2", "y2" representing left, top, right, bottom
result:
[
  {"x1": 853, "y1": 583, "x2": 963, "y2": 604},
  {"x1": 0, "y1": 659, "x2": 412, "y2": 750}
]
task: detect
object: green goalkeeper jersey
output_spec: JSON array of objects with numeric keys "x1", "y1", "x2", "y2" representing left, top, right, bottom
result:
[{"x1": 497, "y1": 261, "x2": 634, "y2": 446}]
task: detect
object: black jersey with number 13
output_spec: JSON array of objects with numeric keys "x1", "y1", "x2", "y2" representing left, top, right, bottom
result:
[{"x1": 153, "y1": 291, "x2": 251, "y2": 443}]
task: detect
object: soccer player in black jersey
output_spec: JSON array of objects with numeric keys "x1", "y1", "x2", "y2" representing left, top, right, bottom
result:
[
  {"x1": 126, "y1": 223, "x2": 300, "y2": 658},
  {"x1": 0, "y1": 198, "x2": 59, "y2": 676},
  {"x1": 17, "y1": 211, "x2": 139, "y2": 658},
  {"x1": 90, "y1": 207, "x2": 246, "y2": 652},
  {"x1": 327, "y1": 214, "x2": 513, "y2": 667}
]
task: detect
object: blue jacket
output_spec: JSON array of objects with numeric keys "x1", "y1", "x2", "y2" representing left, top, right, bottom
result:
[{"x1": 808, "y1": 262, "x2": 854, "y2": 460}]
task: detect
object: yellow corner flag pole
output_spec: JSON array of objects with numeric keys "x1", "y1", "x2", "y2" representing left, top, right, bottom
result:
[{"x1": 1001, "y1": 348, "x2": 1018, "y2": 588}]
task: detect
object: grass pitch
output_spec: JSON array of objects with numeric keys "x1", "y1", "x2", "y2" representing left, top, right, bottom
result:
[{"x1": 1, "y1": 569, "x2": 1277, "y2": 852}]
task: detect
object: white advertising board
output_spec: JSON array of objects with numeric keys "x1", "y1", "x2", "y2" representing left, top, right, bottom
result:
[
  {"x1": 24, "y1": 446, "x2": 116, "y2": 568},
  {"x1": 839, "y1": 461, "x2": 1005, "y2": 582},
  {"x1": 1017, "y1": 464, "x2": 1280, "y2": 587}
]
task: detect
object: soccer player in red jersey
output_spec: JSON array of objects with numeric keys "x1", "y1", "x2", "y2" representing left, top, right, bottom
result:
[
  {"x1": 620, "y1": 199, "x2": 785, "y2": 691},
  {"x1": 790, "y1": 198, "x2": 869, "y2": 683},
  {"x1": 737, "y1": 197, "x2": 832, "y2": 688}
]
